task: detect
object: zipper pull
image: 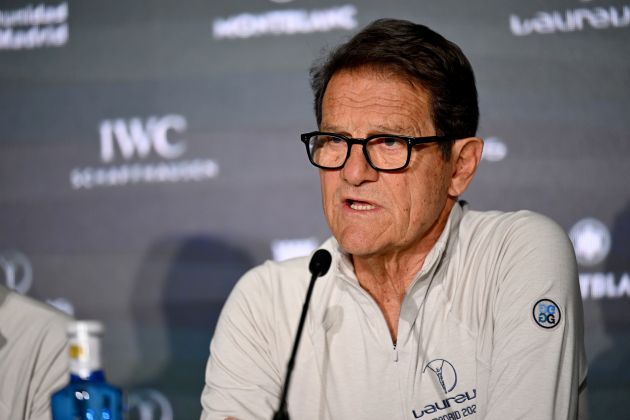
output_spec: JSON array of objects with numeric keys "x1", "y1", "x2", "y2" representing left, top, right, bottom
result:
[{"x1": 393, "y1": 344, "x2": 399, "y2": 362}]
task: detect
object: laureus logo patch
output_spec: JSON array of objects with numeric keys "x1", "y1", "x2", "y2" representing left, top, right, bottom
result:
[{"x1": 423, "y1": 359, "x2": 457, "y2": 394}]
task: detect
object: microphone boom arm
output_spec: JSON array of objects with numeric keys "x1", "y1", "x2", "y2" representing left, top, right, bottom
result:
[{"x1": 272, "y1": 249, "x2": 331, "y2": 420}]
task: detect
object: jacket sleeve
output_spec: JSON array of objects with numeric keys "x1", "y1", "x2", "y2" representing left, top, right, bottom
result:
[
  {"x1": 201, "y1": 265, "x2": 282, "y2": 420},
  {"x1": 28, "y1": 316, "x2": 70, "y2": 420},
  {"x1": 484, "y1": 213, "x2": 588, "y2": 420}
]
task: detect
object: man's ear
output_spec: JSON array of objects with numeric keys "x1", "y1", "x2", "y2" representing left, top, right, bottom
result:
[{"x1": 448, "y1": 137, "x2": 484, "y2": 197}]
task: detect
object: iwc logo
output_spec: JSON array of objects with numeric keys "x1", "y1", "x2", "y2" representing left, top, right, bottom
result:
[
  {"x1": 533, "y1": 299, "x2": 561, "y2": 329},
  {"x1": 423, "y1": 359, "x2": 458, "y2": 394}
]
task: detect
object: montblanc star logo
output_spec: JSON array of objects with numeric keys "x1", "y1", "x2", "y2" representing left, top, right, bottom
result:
[{"x1": 569, "y1": 218, "x2": 611, "y2": 267}]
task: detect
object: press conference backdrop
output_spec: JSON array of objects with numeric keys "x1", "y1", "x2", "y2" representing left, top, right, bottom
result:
[{"x1": 0, "y1": 0, "x2": 628, "y2": 418}]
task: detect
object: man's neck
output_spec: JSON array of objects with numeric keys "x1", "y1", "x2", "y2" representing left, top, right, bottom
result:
[{"x1": 350, "y1": 198, "x2": 455, "y2": 342}]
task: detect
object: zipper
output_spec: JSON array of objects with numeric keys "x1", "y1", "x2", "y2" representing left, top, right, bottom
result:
[{"x1": 393, "y1": 342, "x2": 405, "y2": 420}]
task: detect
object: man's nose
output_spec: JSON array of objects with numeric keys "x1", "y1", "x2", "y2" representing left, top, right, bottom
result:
[{"x1": 341, "y1": 144, "x2": 378, "y2": 185}]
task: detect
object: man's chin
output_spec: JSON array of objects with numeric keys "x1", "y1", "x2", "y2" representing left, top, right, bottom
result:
[{"x1": 336, "y1": 236, "x2": 382, "y2": 258}]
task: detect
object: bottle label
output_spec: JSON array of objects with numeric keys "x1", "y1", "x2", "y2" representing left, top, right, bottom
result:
[{"x1": 69, "y1": 329, "x2": 101, "y2": 378}]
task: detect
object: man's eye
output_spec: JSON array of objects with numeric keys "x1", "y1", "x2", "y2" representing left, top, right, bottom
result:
[
  {"x1": 373, "y1": 137, "x2": 405, "y2": 149},
  {"x1": 319, "y1": 136, "x2": 344, "y2": 147}
]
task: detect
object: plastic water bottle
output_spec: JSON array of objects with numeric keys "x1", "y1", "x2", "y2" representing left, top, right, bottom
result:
[{"x1": 51, "y1": 321, "x2": 123, "y2": 420}]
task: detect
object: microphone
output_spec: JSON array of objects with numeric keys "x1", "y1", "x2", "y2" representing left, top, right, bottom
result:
[
  {"x1": 309, "y1": 249, "x2": 332, "y2": 277},
  {"x1": 273, "y1": 249, "x2": 332, "y2": 420}
]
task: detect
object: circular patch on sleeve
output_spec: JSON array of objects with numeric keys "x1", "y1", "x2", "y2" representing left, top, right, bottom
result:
[{"x1": 533, "y1": 299, "x2": 561, "y2": 329}]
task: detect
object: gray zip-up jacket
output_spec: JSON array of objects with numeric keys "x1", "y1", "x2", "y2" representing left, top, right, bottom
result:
[{"x1": 201, "y1": 202, "x2": 588, "y2": 420}]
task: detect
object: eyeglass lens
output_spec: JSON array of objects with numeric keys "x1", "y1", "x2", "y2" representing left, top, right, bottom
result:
[{"x1": 308, "y1": 134, "x2": 408, "y2": 170}]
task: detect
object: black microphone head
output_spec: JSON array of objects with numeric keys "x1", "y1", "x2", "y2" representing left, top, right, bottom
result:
[{"x1": 309, "y1": 249, "x2": 332, "y2": 277}]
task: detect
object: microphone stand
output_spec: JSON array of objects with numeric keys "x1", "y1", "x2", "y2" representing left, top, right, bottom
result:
[{"x1": 272, "y1": 250, "x2": 331, "y2": 420}]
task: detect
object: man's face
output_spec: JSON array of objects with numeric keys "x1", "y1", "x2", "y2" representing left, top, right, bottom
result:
[{"x1": 319, "y1": 68, "x2": 454, "y2": 258}]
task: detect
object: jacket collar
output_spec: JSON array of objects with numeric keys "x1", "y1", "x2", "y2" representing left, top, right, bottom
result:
[{"x1": 325, "y1": 200, "x2": 466, "y2": 290}]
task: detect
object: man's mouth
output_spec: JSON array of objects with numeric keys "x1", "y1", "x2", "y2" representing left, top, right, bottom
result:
[{"x1": 347, "y1": 199, "x2": 376, "y2": 211}]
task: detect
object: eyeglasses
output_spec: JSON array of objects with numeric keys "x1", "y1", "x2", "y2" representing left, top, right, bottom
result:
[{"x1": 300, "y1": 131, "x2": 456, "y2": 172}]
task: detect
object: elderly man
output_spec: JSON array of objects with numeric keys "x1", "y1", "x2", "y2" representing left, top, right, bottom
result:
[{"x1": 201, "y1": 19, "x2": 587, "y2": 420}]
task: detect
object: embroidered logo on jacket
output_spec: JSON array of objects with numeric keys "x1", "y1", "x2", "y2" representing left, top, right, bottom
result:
[
  {"x1": 423, "y1": 359, "x2": 457, "y2": 394},
  {"x1": 533, "y1": 299, "x2": 561, "y2": 329},
  {"x1": 414, "y1": 360, "x2": 477, "y2": 418}
]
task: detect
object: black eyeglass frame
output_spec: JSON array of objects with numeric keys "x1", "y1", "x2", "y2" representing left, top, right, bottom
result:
[{"x1": 300, "y1": 131, "x2": 458, "y2": 172}]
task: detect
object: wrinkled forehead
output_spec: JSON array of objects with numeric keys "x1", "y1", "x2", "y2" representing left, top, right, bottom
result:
[
  {"x1": 327, "y1": 64, "x2": 431, "y2": 101},
  {"x1": 321, "y1": 67, "x2": 434, "y2": 136}
]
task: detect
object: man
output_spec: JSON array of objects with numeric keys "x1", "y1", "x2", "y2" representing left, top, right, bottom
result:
[
  {"x1": 201, "y1": 19, "x2": 587, "y2": 420},
  {"x1": 0, "y1": 283, "x2": 71, "y2": 420}
]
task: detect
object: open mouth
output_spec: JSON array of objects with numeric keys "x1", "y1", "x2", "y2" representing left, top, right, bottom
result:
[{"x1": 346, "y1": 199, "x2": 376, "y2": 211}]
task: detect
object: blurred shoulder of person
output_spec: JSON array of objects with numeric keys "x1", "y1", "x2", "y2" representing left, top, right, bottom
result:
[{"x1": 0, "y1": 284, "x2": 72, "y2": 420}]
